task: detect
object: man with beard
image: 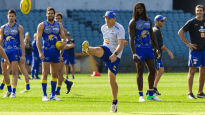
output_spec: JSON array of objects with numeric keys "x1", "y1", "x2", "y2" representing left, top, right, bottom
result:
[
  {"x1": 129, "y1": 2, "x2": 162, "y2": 102},
  {"x1": 36, "y1": 7, "x2": 66, "y2": 101},
  {"x1": 178, "y1": 5, "x2": 205, "y2": 99}
]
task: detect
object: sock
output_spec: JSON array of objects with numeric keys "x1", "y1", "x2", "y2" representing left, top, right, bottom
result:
[
  {"x1": 56, "y1": 85, "x2": 61, "y2": 93},
  {"x1": 26, "y1": 83, "x2": 30, "y2": 90},
  {"x1": 6, "y1": 84, "x2": 12, "y2": 92},
  {"x1": 41, "y1": 80, "x2": 47, "y2": 96},
  {"x1": 63, "y1": 78, "x2": 70, "y2": 85},
  {"x1": 12, "y1": 85, "x2": 17, "y2": 94},
  {"x1": 154, "y1": 87, "x2": 157, "y2": 91},
  {"x1": 112, "y1": 100, "x2": 118, "y2": 105},
  {"x1": 51, "y1": 78, "x2": 57, "y2": 97},
  {"x1": 139, "y1": 91, "x2": 143, "y2": 96},
  {"x1": 148, "y1": 89, "x2": 154, "y2": 96},
  {"x1": 0, "y1": 82, "x2": 5, "y2": 90}
]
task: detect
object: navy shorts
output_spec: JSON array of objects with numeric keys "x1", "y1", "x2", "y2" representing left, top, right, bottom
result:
[
  {"x1": 63, "y1": 56, "x2": 75, "y2": 65},
  {"x1": 42, "y1": 48, "x2": 60, "y2": 63},
  {"x1": 155, "y1": 58, "x2": 164, "y2": 70},
  {"x1": 100, "y1": 45, "x2": 120, "y2": 75},
  {"x1": 25, "y1": 56, "x2": 32, "y2": 65},
  {"x1": 1, "y1": 49, "x2": 22, "y2": 62},
  {"x1": 135, "y1": 46, "x2": 154, "y2": 61},
  {"x1": 188, "y1": 49, "x2": 205, "y2": 67}
]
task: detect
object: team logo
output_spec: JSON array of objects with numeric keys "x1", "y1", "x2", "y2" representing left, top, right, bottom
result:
[
  {"x1": 193, "y1": 59, "x2": 198, "y2": 64},
  {"x1": 48, "y1": 34, "x2": 57, "y2": 41},
  {"x1": 6, "y1": 36, "x2": 15, "y2": 41},
  {"x1": 113, "y1": 65, "x2": 116, "y2": 71},
  {"x1": 141, "y1": 30, "x2": 149, "y2": 38},
  {"x1": 53, "y1": 28, "x2": 59, "y2": 31}
]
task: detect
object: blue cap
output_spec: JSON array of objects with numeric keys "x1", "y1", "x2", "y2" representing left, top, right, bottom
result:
[
  {"x1": 25, "y1": 32, "x2": 30, "y2": 36},
  {"x1": 67, "y1": 31, "x2": 70, "y2": 35},
  {"x1": 154, "y1": 15, "x2": 167, "y2": 22},
  {"x1": 103, "y1": 11, "x2": 116, "y2": 18}
]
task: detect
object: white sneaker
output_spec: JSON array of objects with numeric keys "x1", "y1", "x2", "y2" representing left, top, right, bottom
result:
[
  {"x1": 110, "y1": 100, "x2": 118, "y2": 113},
  {"x1": 42, "y1": 96, "x2": 50, "y2": 101},
  {"x1": 139, "y1": 96, "x2": 145, "y2": 102},
  {"x1": 147, "y1": 95, "x2": 162, "y2": 101},
  {"x1": 50, "y1": 96, "x2": 61, "y2": 101},
  {"x1": 10, "y1": 93, "x2": 16, "y2": 98},
  {"x1": 3, "y1": 91, "x2": 11, "y2": 98}
]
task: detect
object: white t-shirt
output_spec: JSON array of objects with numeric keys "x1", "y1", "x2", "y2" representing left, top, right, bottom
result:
[{"x1": 101, "y1": 22, "x2": 125, "y2": 58}]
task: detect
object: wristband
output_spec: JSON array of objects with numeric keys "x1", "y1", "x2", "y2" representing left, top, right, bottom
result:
[{"x1": 114, "y1": 52, "x2": 118, "y2": 55}]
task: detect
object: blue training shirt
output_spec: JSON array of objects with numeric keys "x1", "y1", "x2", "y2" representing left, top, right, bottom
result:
[
  {"x1": 135, "y1": 17, "x2": 152, "y2": 48},
  {"x1": 3, "y1": 23, "x2": 20, "y2": 51},
  {"x1": 42, "y1": 21, "x2": 61, "y2": 52},
  {"x1": 25, "y1": 41, "x2": 33, "y2": 56}
]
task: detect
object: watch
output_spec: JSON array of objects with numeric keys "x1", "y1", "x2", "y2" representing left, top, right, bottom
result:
[{"x1": 114, "y1": 52, "x2": 118, "y2": 56}]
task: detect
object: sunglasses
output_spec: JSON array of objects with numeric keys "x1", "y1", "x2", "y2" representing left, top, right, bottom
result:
[{"x1": 159, "y1": 20, "x2": 164, "y2": 22}]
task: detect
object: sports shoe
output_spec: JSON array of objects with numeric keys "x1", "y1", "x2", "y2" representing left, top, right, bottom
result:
[
  {"x1": 4, "y1": 91, "x2": 11, "y2": 98},
  {"x1": 66, "y1": 81, "x2": 73, "y2": 94},
  {"x1": 42, "y1": 96, "x2": 50, "y2": 101},
  {"x1": 35, "y1": 77, "x2": 40, "y2": 79},
  {"x1": 31, "y1": 77, "x2": 35, "y2": 79},
  {"x1": 72, "y1": 76, "x2": 74, "y2": 79},
  {"x1": 139, "y1": 96, "x2": 145, "y2": 102},
  {"x1": 55, "y1": 91, "x2": 60, "y2": 95},
  {"x1": 197, "y1": 92, "x2": 205, "y2": 98},
  {"x1": 20, "y1": 89, "x2": 30, "y2": 93},
  {"x1": 66, "y1": 76, "x2": 68, "y2": 79},
  {"x1": 145, "y1": 90, "x2": 148, "y2": 96},
  {"x1": 154, "y1": 89, "x2": 161, "y2": 96},
  {"x1": 18, "y1": 77, "x2": 21, "y2": 80},
  {"x1": 147, "y1": 95, "x2": 162, "y2": 101},
  {"x1": 10, "y1": 93, "x2": 16, "y2": 98},
  {"x1": 82, "y1": 40, "x2": 89, "y2": 53},
  {"x1": 110, "y1": 100, "x2": 118, "y2": 113},
  {"x1": 188, "y1": 93, "x2": 197, "y2": 99},
  {"x1": 50, "y1": 96, "x2": 61, "y2": 101},
  {"x1": 88, "y1": 72, "x2": 101, "y2": 77}
]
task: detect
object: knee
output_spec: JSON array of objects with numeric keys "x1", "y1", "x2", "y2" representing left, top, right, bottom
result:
[
  {"x1": 109, "y1": 76, "x2": 116, "y2": 83},
  {"x1": 42, "y1": 71, "x2": 49, "y2": 77},
  {"x1": 149, "y1": 68, "x2": 156, "y2": 75}
]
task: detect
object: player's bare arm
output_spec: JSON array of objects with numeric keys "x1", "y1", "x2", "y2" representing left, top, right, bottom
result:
[
  {"x1": 109, "y1": 39, "x2": 124, "y2": 63},
  {"x1": 58, "y1": 23, "x2": 66, "y2": 50},
  {"x1": 65, "y1": 41, "x2": 75, "y2": 50},
  {"x1": 0, "y1": 27, "x2": 4, "y2": 45},
  {"x1": 37, "y1": 22, "x2": 44, "y2": 60},
  {"x1": 129, "y1": 19, "x2": 138, "y2": 62},
  {"x1": 19, "y1": 25, "x2": 25, "y2": 62},
  {"x1": 60, "y1": 25, "x2": 67, "y2": 57},
  {"x1": 178, "y1": 29, "x2": 197, "y2": 51}
]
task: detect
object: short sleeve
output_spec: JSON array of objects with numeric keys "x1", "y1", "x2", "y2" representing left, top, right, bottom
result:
[
  {"x1": 117, "y1": 26, "x2": 125, "y2": 40},
  {"x1": 182, "y1": 20, "x2": 192, "y2": 32}
]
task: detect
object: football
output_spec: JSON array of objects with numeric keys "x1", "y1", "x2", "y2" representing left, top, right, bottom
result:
[
  {"x1": 55, "y1": 41, "x2": 62, "y2": 50},
  {"x1": 20, "y1": 0, "x2": 31, "y2": 14}
]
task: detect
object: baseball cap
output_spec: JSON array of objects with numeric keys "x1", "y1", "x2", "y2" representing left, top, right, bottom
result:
[
  {"x1": 154, "y1": 15, "x2": 167, "y2": 22},
  {"x1": 25, "y1": 32, "x2": 30, "y2": 36},
  {"x1": 103, "y1": 11, "x2": 116, "y2": 18},
  {"x1": 67, "y1": 31, "x2": 70, "y2": 35}
]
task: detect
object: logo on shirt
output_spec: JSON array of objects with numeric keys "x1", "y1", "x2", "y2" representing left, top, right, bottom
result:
[
  {"x1": 113, "y1": 65, "x2": 116, "y2": 71},
  {"x1": 193, "y1": 59, "x2": 198, "y2": 65},
  {"x1": 11, "y1": 30, "x2": 17, "y2": 33},
  {"x1": 48, "y1": 34, "x2": 57, "y2": 41},
  {"x1": 53, "y1": 28, "x2": 59, "y2": 31},
  {"x1": 141, "y1": 30, "x2": 149, "y2": 38},
  {"x1": 6, "y1": 36, "x2": 15, "y2": 41}
]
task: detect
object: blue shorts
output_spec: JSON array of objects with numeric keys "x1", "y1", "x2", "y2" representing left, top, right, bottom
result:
[
  {"x1": 25, "y1": 56, "x2": 32, "y2": 65},
  {"x1": 42, "y1": 48, "x2": 60, "y2": 63},
  {"x1": 1, "y1": 49, "x2": 22, "y2": 62},
  {"x1": 100, "y1": 45, "x2": 120, "y2": 75},
  {"x1": 135, "y1": 46, "x2": 154, "y2": 61},
  {"x1": 188, "y1": 50, "x2": 205, "y2": 67},
  {"x1": 63, "y1": 56, "x2": 75, "y2": 65},
  {"x1": 155, "y1": 58, "x2": 164, "y2": 70}
]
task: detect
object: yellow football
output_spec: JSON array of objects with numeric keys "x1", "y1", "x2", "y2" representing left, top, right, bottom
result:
[
  {"x1": 55, "y1": 41, "x2": 62, "y2": 50},
  {"x1": 20, "y1": 0, "x2": 31, "y2": 14}
]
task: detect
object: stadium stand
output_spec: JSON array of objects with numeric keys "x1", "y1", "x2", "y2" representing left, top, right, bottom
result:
[{"x1": 0, "y1": 9, "x2": 193, "y2": 72}]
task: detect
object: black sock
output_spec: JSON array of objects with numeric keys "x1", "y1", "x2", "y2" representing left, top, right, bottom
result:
[
  {"x1": 112, "y1": 100, "x2": 118, "y2": 105},
  {"x1": 154, "y1": 87, "x2": 157, "y2": 91}
]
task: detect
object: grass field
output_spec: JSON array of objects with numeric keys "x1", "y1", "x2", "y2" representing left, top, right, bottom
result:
[{"x1": 0, "y1": 72, "x2": 205, "y2": 114}]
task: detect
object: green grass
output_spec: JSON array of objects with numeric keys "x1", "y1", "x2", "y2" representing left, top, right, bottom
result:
[{"x1": 0, "y1": 72, "x2": 205, "y2": 114}]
